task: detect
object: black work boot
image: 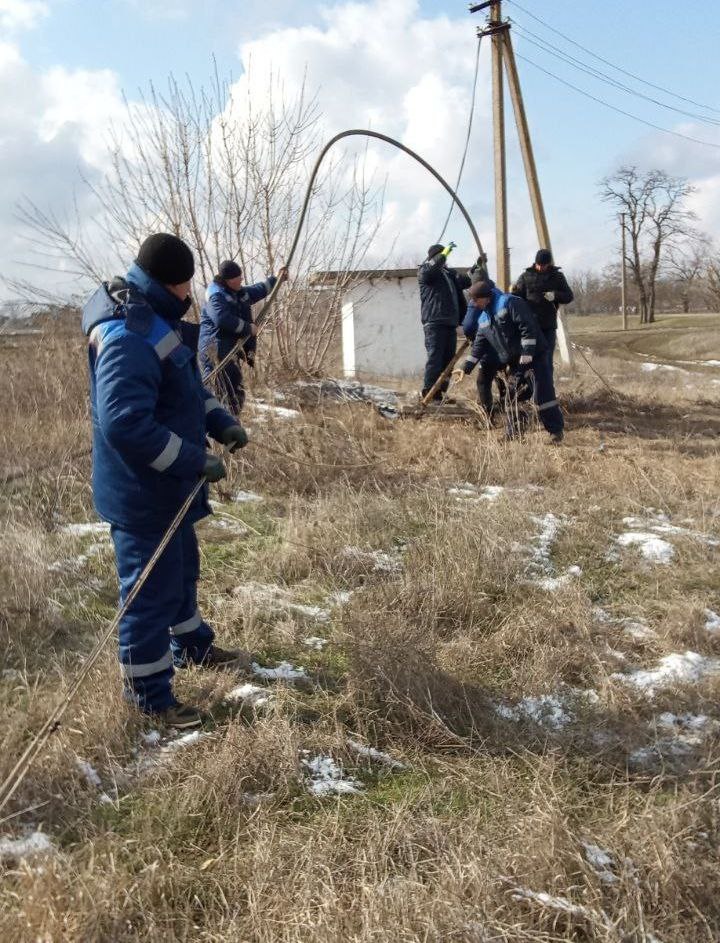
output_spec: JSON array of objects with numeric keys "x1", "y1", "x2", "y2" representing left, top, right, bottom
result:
[
  {"x1": 159, "y1": 702, "x2": 203, "y2": 729},
  {"x1": 199, "y1": 645, "x2": 252, "y2": 670}
]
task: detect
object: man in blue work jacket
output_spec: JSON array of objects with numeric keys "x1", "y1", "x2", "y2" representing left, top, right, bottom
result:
[
  {"x1": 199, "y1": 259, "x2": 288, "y2": 414},
  {"x1": 82, "y1": 233, "x2": 250, "y2": 728},
  {"x1": 462, "y1": 279, "x2": 564, "y2": 443}
]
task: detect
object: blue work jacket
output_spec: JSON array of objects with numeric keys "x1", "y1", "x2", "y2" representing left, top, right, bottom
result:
[{"x1": 82, "y1": 264, "x2": 236, "y2": 534}]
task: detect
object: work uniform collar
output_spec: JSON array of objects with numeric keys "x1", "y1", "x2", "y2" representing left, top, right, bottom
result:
[{"x1": 126, "y1": 263, "x2": 190, "y2": 322}]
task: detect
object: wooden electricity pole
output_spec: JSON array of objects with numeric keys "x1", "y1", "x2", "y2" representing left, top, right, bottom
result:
[
  {"x1": 490, "y1": 1, "x2": 510, "y2": 290},
  {"x1": 620, "y1": 212, "x2": 628, "y2": 330},
  {"x1": 472, "y1": 0, "x2": 573, "y2": 368}
]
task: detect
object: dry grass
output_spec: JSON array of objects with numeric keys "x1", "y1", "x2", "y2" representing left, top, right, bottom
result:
[{"x1": 0, "y1": 315, "x2": 719, "y2": 941}]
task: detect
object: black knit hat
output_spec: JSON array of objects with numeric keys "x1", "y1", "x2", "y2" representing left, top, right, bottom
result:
[
  {"x1": 218, "y1": 260, "x2": 243, "y2": 281},
  {"x1": 136, "y1": 233, "x2": 195, "y2": 285},
  {"x1": 535, "y1": 248, "x2": 553, "y2": 265},
  {"x1": 427, "y1": 244, "x2": 445, "y2": 259}
]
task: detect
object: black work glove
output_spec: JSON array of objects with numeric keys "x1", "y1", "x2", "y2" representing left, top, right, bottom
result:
[
  {"x1": 203, "y1": 453, "x2": 226, "y2": 482},
  {"x1": 245, "y1": 352, "x2": 255, "y2": 369},
  {"x1": 221, "y1": 425, "x2": 249, "y2": 453},
  {"x1": 462, "y1": 359, "x2": 476, "y2": 376}
]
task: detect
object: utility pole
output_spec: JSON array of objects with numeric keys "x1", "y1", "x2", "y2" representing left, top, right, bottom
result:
[
  {"x1": 490, "y1": 1, "x2": 509, "y2": 290},
  {"x1": 620, "y1": 213, "x2": 628, "y2": 330}
]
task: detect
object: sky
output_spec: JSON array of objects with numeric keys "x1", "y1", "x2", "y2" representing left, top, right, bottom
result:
[{"x1": 2, "y1": 0, "x2": 720, "y2": 303}]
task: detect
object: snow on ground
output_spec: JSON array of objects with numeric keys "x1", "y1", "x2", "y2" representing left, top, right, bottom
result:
[
  {"x1": 224, "y1": 682, "x2": 273, "y2": 709},
  {"x1": 251, "y1": 661, "x2": 308, "y2": 682},
  {"x1": 496, "y1": 688, "x2": 598, "y2": 731},
  {"x1": 508, "y1": 883, "x2": 612, "y2": 930},
  {"x1": 75, "y1": 758, "x2": 102, "y2": 788},
  {"x1": 521, "y1": 513, "x2": 582, "y2": 592},
  {"x1": 60, "y1": 522, "x2": 111, "y2": 538},
  {"x1": 207, "y1": 516, "x2": 250, "y2": 536},
  {"x1": 593, "y1": 607, "x2": 656, "y2": 641},
  {"x1": 252, "y1": 401, "x2": 301, "y2": 420},
  {"x1": 612, "y1": 651, "x2": 720, "y2": 696},
  {"x1": 48, "y1": 542, "x2": 106, "y2": 573},
  {"x1": 341, "y1": 545, "x2": 404, "y2": 574},
  {"x1": 234, "y1": 582, "x2": 331, "y2": 622},
  {"x1": 346, "y1": 739, "x2": 407, "y2": 770},
  {"x1": 630, "y1": 713, "x2": 720, "y2": 768},
  {"x1": 581, "y1": 842, "x2": 617, "y2": 885},
  {"x1": 0, "y1": 831, "x2": 56, "y2": 862},
  {"x1": 303, "y1": 636, "x2": 329, "y2": 651},
  {"x1": 615, "y1": 508, "x2": 718, "y2": 563},
  {"x1": 301, "y1": 752, "x2": 363, "y2": 797},
  {"x1": 232, "y1": 490, "x2": 263, "y2": 503},
  {"x1": 704, "y1": 609, "x2": 720, "y2": 633},
  {"x1": 327, "y1": 590, "x2": 353, "y2": 606},
  {"x1": 161, "y1": 731, "x2": 212, "y2": 752},
  {"x1": 294, "y1": 378, "x2": 399, "y2": 407},
  {"x1": 640, "y1": 362, "x2": 683, "y2": 374}
]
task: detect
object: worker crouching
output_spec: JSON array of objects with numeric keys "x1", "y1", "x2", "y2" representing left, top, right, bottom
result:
[
  {"x1": 462, "y1": 280, "x2": 564, "y2": 443},
  {"x1": 82, "y1": 234, "x2": 250, "y2": 728}
]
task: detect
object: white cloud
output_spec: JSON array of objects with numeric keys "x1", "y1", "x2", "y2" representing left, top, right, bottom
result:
[{"x1": 0, "y1": 0, "x2": 48, "y2": 32}]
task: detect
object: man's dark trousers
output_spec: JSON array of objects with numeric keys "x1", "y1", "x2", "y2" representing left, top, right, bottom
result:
[
  {"x1": 475, "y1": 348, "x2": 563, "y2": 435},
  {"x1": 422, "y1": 324, "x2": 457, "y2": 399},
  {"x1": 541, "y1": 326, "x2": 557, "y2": 382}
]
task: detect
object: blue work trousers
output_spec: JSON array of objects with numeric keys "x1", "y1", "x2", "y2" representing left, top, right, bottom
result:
[
  {"x1": 476, "y1": 348, "x2": 563, "y2": 436},
  {"x1": 110, "y1": 519, "x2": 214, "y2": 713},
  {"x1": 541, "y1": 326, "x2": 557, "y2": 382}
]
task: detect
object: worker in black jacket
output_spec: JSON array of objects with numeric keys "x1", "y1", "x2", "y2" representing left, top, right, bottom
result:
[
  {"x1": 417, "y1": 243, "x2": 471, "y2": 400},
  {"x1": 511, "y1": 249, "x2": 573, "y2": 380},
  {"x1": 462, "y1": 280, "x2": 564, "y2": 442}
]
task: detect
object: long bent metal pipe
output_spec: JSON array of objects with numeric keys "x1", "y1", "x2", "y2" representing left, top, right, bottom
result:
[
  {"x1": 0, "y1": 132, "x2": 486, "y2": 814},
  {"x1": 207, "y1": 129, "x2": 485, "y2": 405}
]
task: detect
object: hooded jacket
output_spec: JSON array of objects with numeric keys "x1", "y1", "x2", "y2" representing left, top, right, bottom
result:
[
  {"x1": 417, "y1": 253, "x2": 472, "y2": 327},
  {"x1": 462, "y1": 286, "x2": 546, "y2": 367},
  {"x1": 511, "y1": 265, "x2": 573, "y2": 331},
  {"x1": 198, "y1": 275, "x2": 276, "y2": 364},
  {"x1": 81, "y1": 263, "x2": 236, "y2": 534}
]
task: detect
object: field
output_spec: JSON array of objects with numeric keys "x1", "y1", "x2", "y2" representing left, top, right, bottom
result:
[{"x1": 1, "y1": 312, "x2": 720, "y2": 942}]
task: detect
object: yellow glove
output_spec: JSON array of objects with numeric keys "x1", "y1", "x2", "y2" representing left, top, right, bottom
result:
[{"x1": 441, "y1": 241, "x2": 457, "y2": 258}]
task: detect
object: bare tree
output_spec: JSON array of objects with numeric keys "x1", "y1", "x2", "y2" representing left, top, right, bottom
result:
[
  {"x1": 665, "y1": 230, "x2": 712, "y2": 314},
  {"x1": 9, "y1": 67, "x2": 385, "y2": 374},
  {"x1": 600, "y1": 166, "x2": 695, "y2": 324}
]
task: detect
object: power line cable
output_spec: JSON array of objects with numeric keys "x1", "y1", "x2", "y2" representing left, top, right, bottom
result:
[
  {"x1": 511, "y1": 20, "x2": 720, "y2": 128},
  {"x1": 437, "y1": 36, "x2": 483, "y2": 243},
  {"x1": 514, "y1": 51, "x2": 720, "y2": 151},
  {"x1": 506, "y1": 0, "x2": 720, "y2": 116}
]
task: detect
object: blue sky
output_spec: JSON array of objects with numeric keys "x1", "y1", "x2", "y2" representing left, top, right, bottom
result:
[{"x1": 2, "y1": 0, "x2": 720, "y2": 296}]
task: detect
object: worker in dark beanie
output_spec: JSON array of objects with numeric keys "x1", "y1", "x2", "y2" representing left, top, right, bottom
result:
[
  {"x1": 81, "y1": 233, "x2": 251, "y2": 729},
  {"x1": 199, "y1": 257, "x2": 289, "y2": 414},
  {"x1": 462, "y1": 278, "x2": 564, "y2": 443},
  {"x1": 417, "y1": 242, "x2": 472, "y2": 401},
  {"x1": 511, "y1": 248, "x2": 573, "y2": 381}
]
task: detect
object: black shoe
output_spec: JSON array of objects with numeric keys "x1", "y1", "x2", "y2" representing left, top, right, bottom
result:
[
  {"x1": 550, "y1": 431, "x2": 564, "y2": 444},
  {"x1": 159, "y1": 703, "x2": 203, "y2": 729},
  {"x1": 199, "y1": 645, "x2": 251, "y2": 670}
]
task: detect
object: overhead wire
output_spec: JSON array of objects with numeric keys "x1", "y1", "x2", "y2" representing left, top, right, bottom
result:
[
  {"x1": 513, "y1": 51, "x2": 720, "y2": 151},
  {"x1": 505, "y1": 0, "x2": 720, "y2": 116},
  {"x1": 510, "y1": 20, "x2": 720, "y2": 128},
  {"x1": 436, "y1": 35, "x2": 483, "y2": 243}
]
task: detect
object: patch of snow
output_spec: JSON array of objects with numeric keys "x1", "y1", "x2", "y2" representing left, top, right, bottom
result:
[
  {"x1": 234, "y1": 582, "x2": 330, "y2": 621},
  {"x1": 60, "y1": 522, "x2": 111, "y2": 538},
  {"x1": 208, "y1": 516, "x2": 250, "y2": 536},
  {"x1": 341, "y1": 546, "x2": 404, "y2": 574},
  {"x1": 225, "y1": 683, "x2": 272, "y2": 709},
  {"x1": 612, "y1": 651, "x2": 720, "y2": 696},
  {"x1": 303, "y1": 636, "x2": 329, "y2": 651},
  {"x1": 302, "y1": 753, "x2": 363, "y2": 797},
  {"x1": 141, "y1": 729, "x2": 162, "y2": 746},
  {"x1": 497, "y1": 693, "x2": 574, "y2": 730},
  {"x1": 251, "y1": 661, "x2": 308, "y2": 682},
  {"x1": 582, "y1": 842, "x2": 617, "y2": 885},
  {"x1": 449, "y1": 483, "x2": 507, "y2": 503},
  {"x1": 640, "y1": 362, "x2": 660, "y2": 372},
  {"x1": 76, "y1": 758, "x2": 102, "y2": 789},
  {"x1": 162, "y1": 731, "x2": 211, "y2": 752},
  {"x1": 233, "y1": 490, "x2": 263, "y2": 503},
  {"x1": 509, "y1": 884, "x2": 612, "y2": 929},
  {"x1": 655, "y1": 712, "x2": 718, "y2": 735},
  {"x1": 0, "y1": 831, "x2": 56, "y2": 862},
  {"x1": 347, "y1": 739, "x2": 407, "y2": 770},
  {"x1": 534, "y1": 565, "x2": 582, "y2": 592},
  {"x1": 287, "y1": 603, "x2": 331, "y2": 622},
  {"x1": 593, "y1": 607, "x2": 656, "y2": 640},
  {"x1": 616, "y1": 531, "x2": 675, "y2": 564},
  {"x1": 618, "y1": 509, "x2": 719, "y2": 551},
  {"x1": 704, "y1": 609, "x2": 720, "y2": 633},
  {"x1": 253, "y1": 401, "x2": 301, "y2": 420},
  {"x1": 327, "y1": 590, "x2": 353, "y2": 606}
]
